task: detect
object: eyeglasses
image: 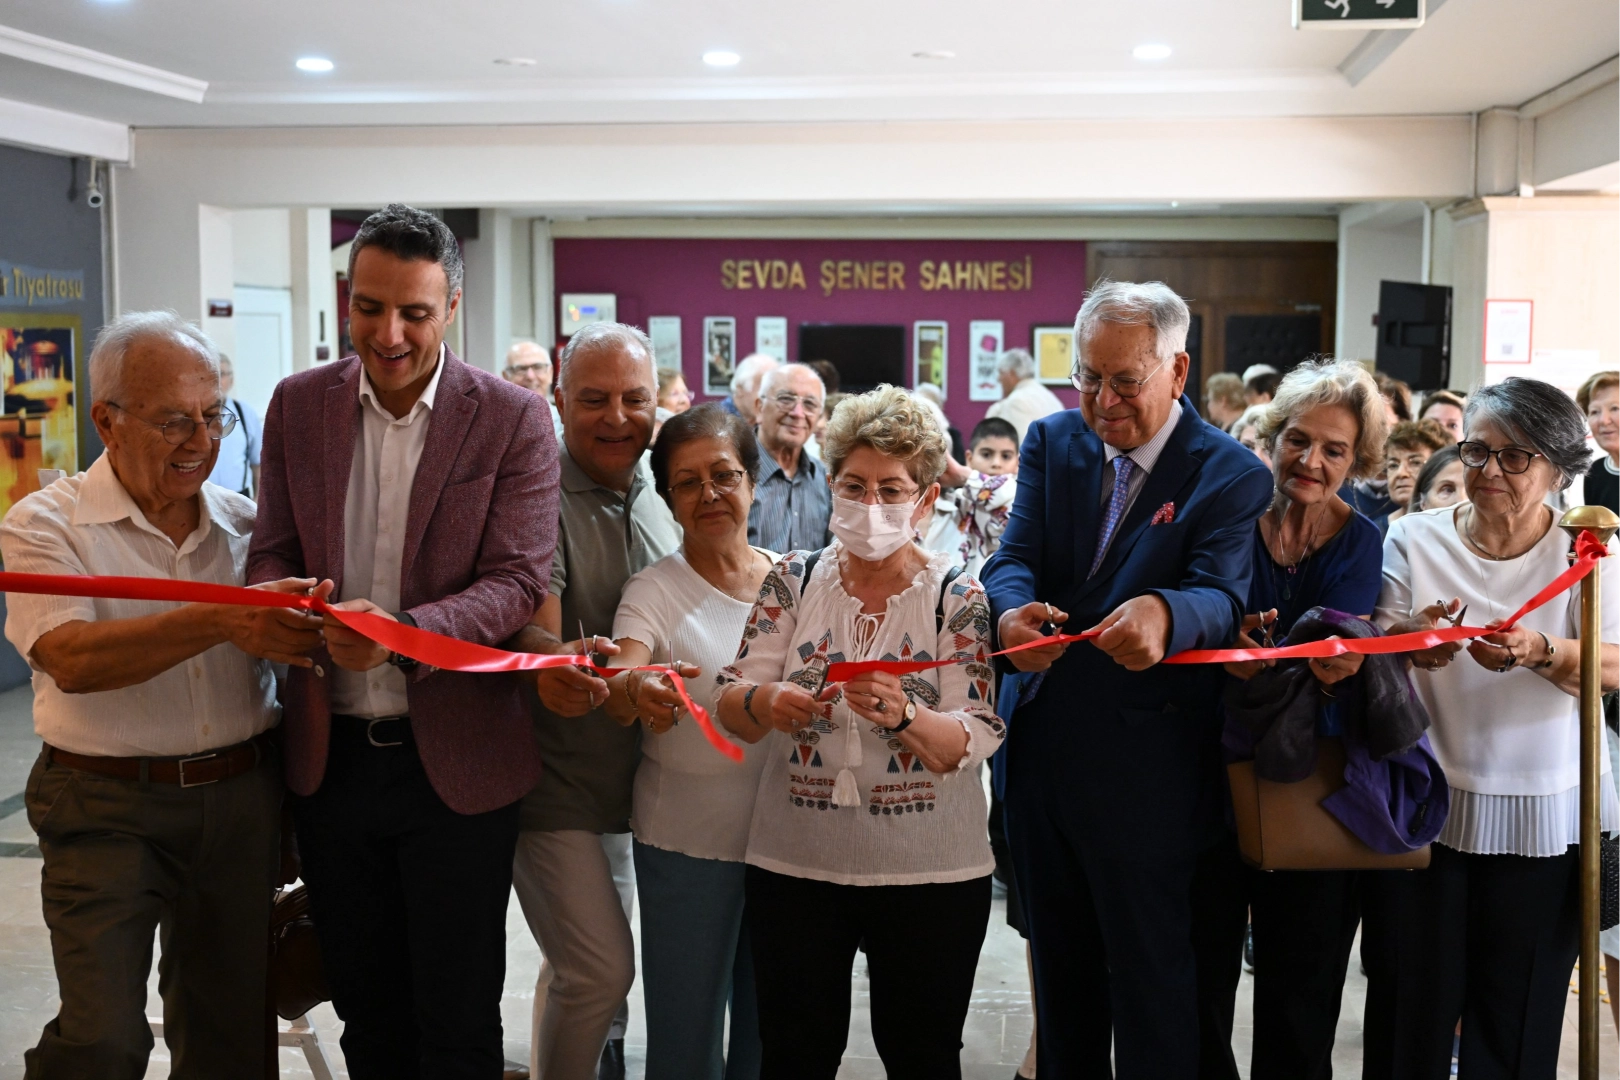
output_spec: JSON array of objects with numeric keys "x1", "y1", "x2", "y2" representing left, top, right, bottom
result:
[
  {"x1": 668, "y1": 469, "x2": 747, "y2": 499},
  {"x1": 769, "y1": 392, "x2": 823, "y2": 416},
  {"x1": 1457, "y1": 440, "x2": 1543, "y2": 475},
  {"x1": 833, "y1": 480, "x2": 920, "y2": 505},
  {"x1": 107, "y1": 403, "x2": 238, "y2": 445},
  {"x1": 507, "y1": 362, "x2": 548, "y2": 375},
  {"x1": 1071, "y1": 359, "x2": 1168, "y2": 399}
]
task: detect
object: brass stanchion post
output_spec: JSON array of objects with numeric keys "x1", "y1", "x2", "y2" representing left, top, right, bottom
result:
[{"x1": 1558, "y1": 505, "x2": 1618, "y2": 1080}]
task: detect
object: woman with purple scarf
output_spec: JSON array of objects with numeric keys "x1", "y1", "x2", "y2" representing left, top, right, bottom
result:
[{"x1": 1194, "y1": 359, "x2": 1448, "y2": 1080}]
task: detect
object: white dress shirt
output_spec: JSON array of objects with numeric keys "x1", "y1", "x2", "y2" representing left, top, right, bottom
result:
[
  {"x1": 331, "y1": 351, "x2": 444, "y2": 718},
  {"x1": 0, "y1": 454, "x2": 278, "y2": 757},
  {"x1": 985, "y1": 377, "x2": 1066, "y2": 443}
]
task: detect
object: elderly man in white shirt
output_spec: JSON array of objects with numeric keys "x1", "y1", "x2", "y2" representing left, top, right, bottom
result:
[
  {"x1": 3, "y1": 311, "x2": 325, "y2": 1079},
  {"x1": 984, "y1": 347, "x2": 1065, "y2": 444}
]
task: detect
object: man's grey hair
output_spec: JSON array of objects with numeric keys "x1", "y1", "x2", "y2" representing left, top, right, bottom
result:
[
  {"x1": 89, "y1": 310, "x2": 220, "y2": 405},
  {"x1": 1464, "y1": 377, "x2": 1591, "y2": 491},
  {"x1": 348, "y1": 203, "x2": 464, "y2": 299},
  {"x1": 759, "y1": 362, "x2": 826, "y2": 403},
  {"x1": 505, "y1": 340, "x2": 550, "y2": 370},
  {"x1": 997, "y1": 348, "x2": 1036, "y2": 380},
  {"x1": 914, "y1": 382, "x2": 945, "y2": 408},
  {"x1": 730, "y1": 353, "x2": 779, "y2": 396},
  {"x1": 1073, "y1": 279, "x2": 1191, "y2": 372},
  {"x1": 1255, "y1": 357, "x2": 1389, "y2": 479},
  {"x1": 557, "y1": 322, "x2": 656, "y2": 387}
]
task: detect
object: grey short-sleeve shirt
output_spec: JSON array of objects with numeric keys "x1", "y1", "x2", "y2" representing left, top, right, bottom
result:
[{"x1": 521, "y1": 447, "x2": 682, "y2": 833}]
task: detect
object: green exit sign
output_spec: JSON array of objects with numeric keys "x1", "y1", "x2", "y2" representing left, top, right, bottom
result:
[{"x1": 1293, "y1": 0, "x2": 1425, "y2": 28}]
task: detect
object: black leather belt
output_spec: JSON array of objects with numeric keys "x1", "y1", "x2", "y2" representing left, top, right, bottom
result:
[{"x1": 335, "y1": 714, "x2": 411, "y2": 748}]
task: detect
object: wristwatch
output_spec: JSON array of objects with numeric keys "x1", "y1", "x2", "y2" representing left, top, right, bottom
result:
[
  {"x1": 881, "y1": 697, "x2": 917, "y2": 736},
  {"x1": 387, "y1": 611, "x2": 419, "y2": 670}
]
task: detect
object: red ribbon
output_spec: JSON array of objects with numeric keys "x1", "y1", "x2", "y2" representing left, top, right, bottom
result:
[
  {"x1": 1, "y1": 530, "x2": 1604, "y2": 763},
  {"x1": 822, "y1": 529, "x2": 1610, "y2": 681},
  {"x1": 0, "y1": 572, "x2": 744, "y2": 764}
]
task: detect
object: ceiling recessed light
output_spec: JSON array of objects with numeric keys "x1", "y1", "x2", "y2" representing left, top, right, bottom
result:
[
  {"x1": 1132, "y1": 43, "x2": 1173, "y2": 61},
  {"x1": 295, "y1": 57, "x2": 334, "y2": 73},
  {"x1": 702, "y1": 50, "x2": 740, "y2": 67},
  {"x1": 912, "y1": 50, "x2": 956, "y2": 60},
  {"x1": 494, "y1": 57, "x2": 538, "y2": 66}
]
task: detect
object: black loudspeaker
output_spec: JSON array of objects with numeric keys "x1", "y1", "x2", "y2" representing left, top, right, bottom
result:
[{"x1": 1376, "y1": 281, "x2": 1452, "y2": 391}]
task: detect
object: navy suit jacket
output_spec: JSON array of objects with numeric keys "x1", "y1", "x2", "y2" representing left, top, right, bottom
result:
[{"x1": 981, "y1": 394, "x2": 1273, "y2": 854}]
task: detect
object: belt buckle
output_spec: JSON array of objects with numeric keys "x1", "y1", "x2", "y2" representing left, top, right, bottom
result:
[
  {"x1": 176, "y1": 752, "x2": 220, "y2": 788},
  {"x1": 367, "y1": 717, "x2": 405, "y2": 748}
]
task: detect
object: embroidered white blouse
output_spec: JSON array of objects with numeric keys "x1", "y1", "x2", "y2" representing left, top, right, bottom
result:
[{"x1": 719, "y1": 544, "x2": 1004, "y2": 886}]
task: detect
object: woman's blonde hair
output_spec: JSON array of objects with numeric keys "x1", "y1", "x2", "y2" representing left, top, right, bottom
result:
[
  {"x1": 822, "y1": 384, "x2": 949, "y2": 488},
  {"x1": 1256, "y1": 359, "x2": 1389, "y2": 479}
]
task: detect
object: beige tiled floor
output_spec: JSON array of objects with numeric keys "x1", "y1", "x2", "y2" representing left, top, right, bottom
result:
[{"x1": 0, "y1": 684, "x2": 1611, "y2": 1078}]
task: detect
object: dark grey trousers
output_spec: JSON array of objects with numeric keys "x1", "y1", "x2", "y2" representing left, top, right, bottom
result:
[{"x1": 22, "y1": 744, "x2": 281, "y2": 1080}]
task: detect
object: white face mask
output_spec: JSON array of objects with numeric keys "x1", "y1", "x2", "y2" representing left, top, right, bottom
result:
[{"x1": 830, "y1": 495, "x2": 917, "y2": 561}]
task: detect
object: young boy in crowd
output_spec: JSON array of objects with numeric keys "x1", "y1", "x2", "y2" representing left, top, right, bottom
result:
[{"x1": 925, "y1": 416, "x2": 1021, "y2": 577}]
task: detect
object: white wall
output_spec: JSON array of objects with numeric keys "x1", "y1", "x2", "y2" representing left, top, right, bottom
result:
[
  {"x1": 1335, "y1": 203, "x2": 1426, "y2": 363},
  {"x1": 231, "y1": 208, "x2": 291, "y2": 288}
]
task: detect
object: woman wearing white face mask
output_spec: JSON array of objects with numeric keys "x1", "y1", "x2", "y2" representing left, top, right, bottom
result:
[{"x1": 715, "y1": 385, "x2": 1004, "y2": 1080}]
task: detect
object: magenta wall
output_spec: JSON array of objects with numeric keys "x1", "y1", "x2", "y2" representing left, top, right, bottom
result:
[{"x1": 552, "y1": 237, "x2": 1087, "y2": 433}]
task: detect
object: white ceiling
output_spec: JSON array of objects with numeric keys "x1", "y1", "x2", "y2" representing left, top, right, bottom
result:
[{"x1": 0, "y1": 0, "x2": 1613, "y2": 128}]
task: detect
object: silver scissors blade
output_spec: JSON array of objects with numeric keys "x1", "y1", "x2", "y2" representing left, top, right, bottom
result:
[
  {"x1": 578, "y1": 620, "x2": 591, "y2": 665},
  {"x1": 1442, "y1": 604, "x2": 1468, "y2": 628}
]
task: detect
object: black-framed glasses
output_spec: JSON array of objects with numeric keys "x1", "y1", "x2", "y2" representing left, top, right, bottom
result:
[
  {"x1": 107, "y1": 403, "x2": 238, "y2": 445},
  {"x1": 1071, "y1": 359, "x2": 1168, "y2": 399},
  {"x1": 1457, "y1": 440, "x2": 1543, "y2": 475},
  {"x1": 833, "y1": 479, "x2": 919, "y2": 505},
  {"x1": 769, "y1": 392, "x2": 823, "y2": 416},
  {"x1": 668, "y1": 469, "x2": 747, "y2": 500}
]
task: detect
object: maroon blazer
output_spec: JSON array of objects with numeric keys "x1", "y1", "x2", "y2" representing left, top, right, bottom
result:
[{"x1": 248, "y1": 351, "x2": 559, "y2": 814}]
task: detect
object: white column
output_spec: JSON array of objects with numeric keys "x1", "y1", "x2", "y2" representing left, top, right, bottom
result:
[
  {"x1": 458, "y1": 208, "x2": 512, "y2": 373},
  {"x1": 531, "y1": 217, "x2": 554, "y2": 349},
  {"x1": 197, "y1": 203, "x2": 236, "y2": 358},
  {"x1": 289, "y1": 207, "x2": 336, "y2": 369},
  {"x1": 1333, "y1": 202, "x2": 1425, "y2": 364}
]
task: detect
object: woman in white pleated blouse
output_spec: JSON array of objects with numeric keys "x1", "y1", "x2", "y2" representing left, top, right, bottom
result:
[{"x1": 1370, "y1": 376, "x2": 1619, "y2": 1077}]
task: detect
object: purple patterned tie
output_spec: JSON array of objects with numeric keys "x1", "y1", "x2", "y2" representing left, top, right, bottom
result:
[
  {"x1": 1019, "y1": 455, "x2": 1136, "y2": 708},
  {"x1": 1089, "y1": 455, "x2": 1137, "y2": 578}
]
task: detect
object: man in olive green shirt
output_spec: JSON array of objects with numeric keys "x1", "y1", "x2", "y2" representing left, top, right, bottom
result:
[{"x1": 510, "y1": 323, "x2": 679, "y2": 1080}]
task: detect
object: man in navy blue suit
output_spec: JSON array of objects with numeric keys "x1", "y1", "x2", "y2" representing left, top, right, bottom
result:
[{"x1": 981, "y1": 280, "x2": 1273, "y2": 1079}]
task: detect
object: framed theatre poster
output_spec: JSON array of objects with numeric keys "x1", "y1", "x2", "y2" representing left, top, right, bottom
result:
[
  {"x1": 968, "y1": 320, "x2": 1004, "y2": 402},
  {"x1": 913, "y1": 321, "x2": 948, "y2": 396},
  {"x1": 647, "y1": 316, "x2": 681, "y2": 370},
  {"x1": 703, "y1": 316, "x2": 737, "y2": 396},
  {"x1": 754, "y1": 316, "x2": 788, "y2": 362},
  {"x1": 1032, "y1": 324, "x2": 1075, "y2": 385},
  {"x1": 0, "y1": 313, "x2": 79, "y2": 521}
]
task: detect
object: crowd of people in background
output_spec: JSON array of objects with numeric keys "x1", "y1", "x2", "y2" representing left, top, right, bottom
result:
[{"x1": 4, "y1": 202, "x2": 1617, "y2": 1080}]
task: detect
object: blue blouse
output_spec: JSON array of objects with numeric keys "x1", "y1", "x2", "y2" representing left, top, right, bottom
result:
[{"x1": 1244, "y1": 509, "x2": 1385, "y2": 735}]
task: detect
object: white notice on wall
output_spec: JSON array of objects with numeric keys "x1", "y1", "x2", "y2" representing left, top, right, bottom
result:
[
  {"x1": 754, "y1": 316, "x2": 788, "y2": 362},
  {"x1": 1486, "y1": 348, "x2": 1603, "y2": 396},
  {"x1": 1482, "y1": 299, "x2": 1533, "y2": 365},
  {"x1": 648, "y1": 316, "x2": 681, "y2": 369},
  {"x1": 969, "y1": 320, "x2": 1005, "y2": 402}
]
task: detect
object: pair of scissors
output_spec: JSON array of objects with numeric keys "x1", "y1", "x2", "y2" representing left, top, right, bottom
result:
[
  {"x1": 1256, "y1": 611, "x2": 1278, "y2": 651},
  {"x1": 1437, "y1": 602, "x2": 1468, "y2": 628}
]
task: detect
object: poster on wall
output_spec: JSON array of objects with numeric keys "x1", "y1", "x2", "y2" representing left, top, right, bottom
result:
[
  {"x1": 1483, "y1": 299, "x2": 1533, "y2": 365},
  {"x1": 0, "y1": 314, "x2": 79, "y2": 520},
  {"x1": 1032, "y1": 325, "x2": 1074, "y2": 385},
  {"x1": 968, "y1": 320, "x2": 1005, "y2": 402},
  {"x1": 913, "y1": 321, "x2": 948, "y2": 396},
  {"x1": 648, "y1": 316, "x2": 681, "y2": 370},
  {"x1": 754, "y1": 316, "x2": 788, "y2": 362},
  {"x1": 703, "y1": 316, "x2": 737, "y2": 396}
]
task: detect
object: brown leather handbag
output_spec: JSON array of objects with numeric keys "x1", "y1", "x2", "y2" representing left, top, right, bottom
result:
[
  {"x1": 1228, "y1": 737, "x2": 1431, "y2": 871},
  {"x1": 269, "y1": 886, "x2": 330, "y2": 1021}
]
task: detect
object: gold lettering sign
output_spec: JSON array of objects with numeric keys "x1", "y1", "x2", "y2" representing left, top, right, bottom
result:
[{"x1": 718, "y1": 256, "x2": 1034, "y2": 295}]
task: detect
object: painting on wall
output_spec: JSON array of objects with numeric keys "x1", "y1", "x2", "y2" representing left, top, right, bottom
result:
[
  {"x1": 913, "y1": 321, "x2": 948, "y2": 397},
  {"x1": 648, "y1": 316, "x2": 681, "y2": 370},
  {"x1": 0, "y1": 314, "x2": 78, "y2": 520},
  {"x1": 1033, "y1": 325, "x2": 1075, "y2": 385},
  {"x1": 703, "y1": 316, "x2": 737, "y2": 396},
  {"x1": 968, "y1": 320, "x2": 1005, "y2": 402}
]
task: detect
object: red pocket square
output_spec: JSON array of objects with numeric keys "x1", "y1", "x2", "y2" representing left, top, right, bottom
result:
[{"x1": 1150, "y1": 502, "x2": 1176, "y2": 525}]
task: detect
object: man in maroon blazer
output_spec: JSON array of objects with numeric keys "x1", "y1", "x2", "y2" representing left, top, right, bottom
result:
[{"x1": 248, "y1": 204, "x2": 559, "y2": 1080}]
